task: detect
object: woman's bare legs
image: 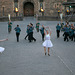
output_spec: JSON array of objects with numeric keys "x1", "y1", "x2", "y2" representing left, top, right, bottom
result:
[
  {"x1": 44, "y1": 47, "x2": 46, "y2": 55},
  {"x1": 48, "y1": 47, "x2": 50, "y2": 56}
]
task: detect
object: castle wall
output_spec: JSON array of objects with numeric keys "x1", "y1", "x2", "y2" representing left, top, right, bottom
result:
[{"x1": 0, "y1": 0, "x2": 67, "y2": 17}]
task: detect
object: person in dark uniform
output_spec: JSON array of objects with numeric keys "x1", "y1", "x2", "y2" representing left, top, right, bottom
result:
[
  {"x1": 24, "y1": 25, "x2": 29, "y2": 40},
  {"x1": 63, "y1": 25, "x2": 69, "y2": 42},
  {"x1": 14, "y1": 25, "x2": 21, "y2": 42},
  {"x1": 28, "y1": 23, "x2": 36, "y2": 42},
  {"x1": 36, "y1": 21, "x2": 40, "y2": 32},
  {"x1": 40, "y1": 25, "x2": 45, "y2": 41},
  {"x1": 56, "y1": 23, "x2": 61, "y2": 38},
  {"x1": 8, "y1": 20, "x2": 12, "y2": 33},
  {"x1": 74, "y1": 27, "x2": 75, "y2": 42},
  {"x1": 69, "y1": 27, "x2": 74, "y2": 41}
]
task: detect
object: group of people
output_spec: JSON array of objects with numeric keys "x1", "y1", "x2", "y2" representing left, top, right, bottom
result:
[
  {"x1": 63, "y1": 23, "x2": 75, "y2": 42},
  {"x1": 7, "y1": 21, "x2": 53, "y2": 56},
  {"x1": 24, "y1": 23, "x2": 36, "y2": 42},
  {"x1": 56, "y1": 21, "x2": 75, "y2": 42}
]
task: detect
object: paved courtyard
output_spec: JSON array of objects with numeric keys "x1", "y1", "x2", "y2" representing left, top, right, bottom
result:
[{"x1": 0, "y1": 17, "x2": 75, "y2": 75}]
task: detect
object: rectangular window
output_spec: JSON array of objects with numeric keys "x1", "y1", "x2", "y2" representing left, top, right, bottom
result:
[
  {"x1": 14, "y1": 2, "x2": 18, "y2": 8},
  {"x1": 39, "y1": 0, "x2": 43, "y2": 2},
  {"x1": 14, "y1": 0, "x2": 18, "y2": 2},
  {"x1": 40, "y1": 3, "x2": 43, "y2": 9}
]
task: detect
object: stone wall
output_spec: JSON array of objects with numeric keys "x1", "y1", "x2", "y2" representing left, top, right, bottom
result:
[
  {"x1": 0, "y1": 0, "x2": 66, "y2": 17},
  {"x1": 67, "y1": 0, "x2": 75, "y2": 2},
  {"x1": 0, "y1": 0, "x2": 14, "y2": 17}
]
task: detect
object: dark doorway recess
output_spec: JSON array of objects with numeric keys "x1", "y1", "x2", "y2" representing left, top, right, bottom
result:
[{"x1": 23, "y1": 2, "x2": 34, "y2": 16}]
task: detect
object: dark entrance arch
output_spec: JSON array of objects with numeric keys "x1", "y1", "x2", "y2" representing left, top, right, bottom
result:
[{"x1": 23, "y1": 2, "x2": 34, "y2": 16}]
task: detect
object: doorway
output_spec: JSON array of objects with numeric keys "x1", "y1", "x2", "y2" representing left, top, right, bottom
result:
[{"x1": 23, "y1": 2, "x2": 34, "y2": 16}]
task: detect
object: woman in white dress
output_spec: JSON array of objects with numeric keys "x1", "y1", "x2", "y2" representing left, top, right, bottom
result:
[
  {"x1": 43, "y1": 27, "x2": 53, "y2": 56},
  {"x1": 0, "y1": 39, "x2": 8, "y2": 53}
]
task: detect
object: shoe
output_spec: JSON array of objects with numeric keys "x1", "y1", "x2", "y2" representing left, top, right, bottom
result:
[
  {"x1": 48, "y1": 54, "x2": 50, "y2": 56},
  {"x1": 34, "y1": 39, "x2": 36, "y2": 42},
  {"x1": 45, "y1": 52, "x2": 46, "y2": 55},
  {"x1": 29, "y1": 41, "x2": 31, "y2": 43},
  {"x1": 67, "y1": 40, "x2": 69, "y2": 42},
  {"x1": 24, "y1": 38, "x2": 26, "y2": 40}
]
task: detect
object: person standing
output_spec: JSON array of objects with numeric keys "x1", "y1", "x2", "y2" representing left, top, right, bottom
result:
[
  {"x1": 63, "y1": 25, "x2": 69, "y2": 42},
  {"x1": 73, "y1": 25, "x2": 75, "y2": 42},
  {"x1": 8, "y1": 20, "x2": 12, "y2": 33},
  {"x1": 56, "y1": 23, "x2": 61, "y2": 38},
  {"x1": 36, "y1": 21, "x2": 40, "y2": 32},
  {"x1": 42, "y1": 27, "x2": 53, "y2": 56},
  {"x1": 40, "y1": 25, "x2": 45, "y2": 41},
  {"x1": 14, "y1": 25, "x2": 21, "y2": 42}
]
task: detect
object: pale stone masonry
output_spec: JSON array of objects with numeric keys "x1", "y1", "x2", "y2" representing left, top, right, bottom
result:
[{"x1": 0, "y1": 0, "x2": 67, "y2": 17}]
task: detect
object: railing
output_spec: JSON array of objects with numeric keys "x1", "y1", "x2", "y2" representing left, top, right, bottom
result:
[{"x1": 65, "y1": 11, "x2": 75, "y2": 22}]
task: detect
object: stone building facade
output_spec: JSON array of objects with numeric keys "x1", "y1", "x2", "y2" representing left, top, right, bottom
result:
[{"x1": 0, "y1": 0, "x2": 67, "y2": 17}]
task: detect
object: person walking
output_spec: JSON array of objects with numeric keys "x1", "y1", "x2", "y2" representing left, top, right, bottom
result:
[
  {"x1": 42, "y1": 27, "x2": 53, "y2": 56},
  {"x1": 14, "y1": 25, "x2": 21, "y2": 42},
  {"x1": 56, "y1": 23, "x2": 61, "y2": 38},
  {"x1": 24, "y1": 25, "x2": 29, "y2": 40},
  {"x1": 28, "y1": 23, "x2": 36, "y2": 42}
]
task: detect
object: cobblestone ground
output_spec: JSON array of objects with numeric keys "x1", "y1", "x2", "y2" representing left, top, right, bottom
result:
[{"x1": 0, "y1": 17, "x2": 75, "y2": 75}]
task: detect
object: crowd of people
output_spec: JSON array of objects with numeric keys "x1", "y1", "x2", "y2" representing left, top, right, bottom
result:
[
  {"x1": 1, "y1": 20, "x2": 74, "y2": 55},
  {"x1": 7, "y1": 20, "x2": 53, "y2": 56},
  {"x1": 56, "y1": 21, "x2": 75, "y2": 42}
]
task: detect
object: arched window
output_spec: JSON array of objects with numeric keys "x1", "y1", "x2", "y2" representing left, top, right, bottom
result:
[
  {"x1": 67, "y1": 0, "x2": 73, "y2": 2},
  {"x1": 14, "y1": 0, "x2": 18, "y2": 2}
]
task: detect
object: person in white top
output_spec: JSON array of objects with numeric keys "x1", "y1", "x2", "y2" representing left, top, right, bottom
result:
[
  {"x1": 43, "y1": 26, "x2": 53, "y2": 56},
  {"x1": 0, "y1": 39, "x2": 8, "y2": 53}
]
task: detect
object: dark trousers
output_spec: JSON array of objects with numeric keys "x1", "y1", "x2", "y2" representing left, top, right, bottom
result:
[
  {"x1": 64, "y1": 32, "x2": 69, "y2": 41},
  {"x1": 31, "y1": 32, "x2": 36, "y2": 41},
  {"x1": 74, "y1": 34, "x2": 75, "y2": 41},
  {"x1": 8, "y1": 27, "x2": 11, "y2": 33},
  {"x1": 16, "y1": 33, "x2": 20, "y2": 42},
  {"x1": 71, "y1": 34, "x2": 75, "y2": 41},
  {"x1": 42, "y1": 33, "x2": 45, "y2": 41},
  {"x1": 71, "y1": 35, "x2": 74, "y2": 41},
  {"x1": 56, "y1": 30, "x2": 60, "y2": 38},
  {"x1": 28, "y1": 33, "x2": 32, "y2": 42},
  {"x1": 25, "y1": 33, "x2": 29, "y2": 39},
  {"x1": 28, "y1": 32, "x2": 36, "y2": 42}
]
